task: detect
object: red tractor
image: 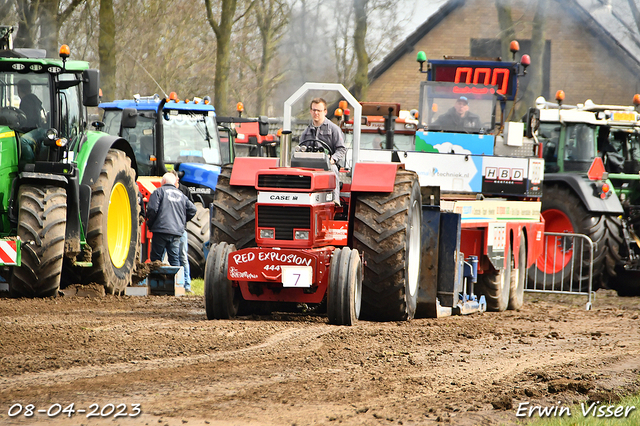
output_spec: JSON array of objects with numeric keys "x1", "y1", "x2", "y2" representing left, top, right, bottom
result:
[{"x1": 204, "y1": 83, "x2": 545, "y2": 324}]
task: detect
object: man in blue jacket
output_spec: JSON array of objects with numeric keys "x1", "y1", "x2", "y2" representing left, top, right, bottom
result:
[{"x1": 147, "y1": 172, "x2": 197, "y2": 267}]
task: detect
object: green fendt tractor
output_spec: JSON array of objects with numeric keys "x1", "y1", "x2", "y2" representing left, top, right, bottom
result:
[
  {"x1": 0, "y1": 27, "x2": 140, "y2": 297},
  {"x1": 534, "y1": 92, "x2": 640, "y2": 295}
]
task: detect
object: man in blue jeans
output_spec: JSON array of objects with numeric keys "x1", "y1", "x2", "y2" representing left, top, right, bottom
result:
[
  {"x1": 172, "y1": 171, "x2": 194, "y2": 292},
  {"x1": 147, "y1": 173, "x2": 197, "y2": 276}
]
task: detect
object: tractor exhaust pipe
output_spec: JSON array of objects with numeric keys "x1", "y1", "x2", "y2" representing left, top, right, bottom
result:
[{"x1": 280, "y1": 130, "x2": 292, "y2": 167}]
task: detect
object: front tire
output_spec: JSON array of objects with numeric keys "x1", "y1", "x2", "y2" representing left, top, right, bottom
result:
[
  {"x1": 85, "y1": 150, "x2": 140, "y2": 294},
  {"x1": 10, "y1": 186, "x2": 66, "y2": 297},
  {"x1": 327, "y1": 247, "x2": 362, "y2": 326},
  {"x1": 204, "y1": 242, "x2": 242, "y2": 319},
  {"x1": 353, "y1": 170, "x2": 421, "y2": 321},
  {"x1": 508, "y1": 233, "x2": 526, "y2": 310},
  {"x1": 477, "y1": 241, "x2": 512, "y2": 312}
]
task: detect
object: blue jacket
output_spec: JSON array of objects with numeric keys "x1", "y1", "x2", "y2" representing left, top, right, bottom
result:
[{"x1": 146, "y1": 184, "x2": 197, "y2": 236}]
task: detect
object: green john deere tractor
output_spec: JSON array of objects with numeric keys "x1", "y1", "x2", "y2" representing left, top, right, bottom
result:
[{"x1": 0, "y1": 28, "x2": 140, "y2": 297}]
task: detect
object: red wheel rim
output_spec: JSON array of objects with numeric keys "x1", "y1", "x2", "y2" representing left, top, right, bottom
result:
[{"x1": 536, "y1": 209, "x2": 574, "y2": 274}]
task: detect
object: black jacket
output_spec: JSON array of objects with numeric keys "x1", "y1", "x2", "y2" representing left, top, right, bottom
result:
[
  {"x1": 433, "y1": 108, "x2": 481, "y2": 131},
  {"x1": 146, "y1": 184, "x2": 197, "y2": 236}
]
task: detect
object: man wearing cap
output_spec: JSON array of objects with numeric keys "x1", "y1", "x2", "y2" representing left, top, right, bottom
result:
[{"x1": 433, "y1": 96, "x2": 481, "y2": 131}]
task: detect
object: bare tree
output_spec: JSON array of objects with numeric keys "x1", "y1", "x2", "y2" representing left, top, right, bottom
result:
[
  {"x1": 99, "y1": 0, "x2": 116, "y2": 101},
  {"x1": 353, "y1": 0, "x2": 368, "y2": 100},
  {"x1": 253, "y1": 0, "x2": 290, "y2": 114},
  {"x1": 495, "y1": 0, "x2": 516, "y2": 61},
  {"x1": 520, "y1": 0, "x2": 548, "y2": 118},
  {"x1": 205, "y1": 0, "x2": 255, "y2": 115},
  {"x1": 495, "y1": 0, "x2": 547, "y2": 119},
  {"x1": 628, "y1": 0, "x2": 640, "y2": 34},
  {"x1": 11, "y1": 0, "x2": 84, "y2": 54}
]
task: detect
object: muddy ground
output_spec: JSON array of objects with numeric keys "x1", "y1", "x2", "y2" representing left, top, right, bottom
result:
[{"x1": 0, "y1": 289, "x2": 639, "y2": 426}]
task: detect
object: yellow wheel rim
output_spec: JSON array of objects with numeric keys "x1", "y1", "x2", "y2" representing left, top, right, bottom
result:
[{"x1": 107, "y1": 182, "x2": 132, "y2": 269}]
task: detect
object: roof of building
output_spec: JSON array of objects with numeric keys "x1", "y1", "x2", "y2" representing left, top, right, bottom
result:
[{"x1": 369, "y1": 0, "x2": 640, "y2": 81}]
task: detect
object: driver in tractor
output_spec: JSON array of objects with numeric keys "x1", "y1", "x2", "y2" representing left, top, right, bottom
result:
[
  {"x1": 15, "y1": 79, "x2": 46, "y2": 167},
  {"x1": 433, "y1": 96, "x2": 481, "y2": 132},
  {"x1": 299, "y1": 97, "x2": 346, "y2": 205},
  {"x1": 17, "y1": 79, "x2": 43, "y2": 129}
]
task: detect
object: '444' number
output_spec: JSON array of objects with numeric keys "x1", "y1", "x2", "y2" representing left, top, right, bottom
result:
[{"x1": 264, "y1": 264, "x2": 280, "y2": 271}]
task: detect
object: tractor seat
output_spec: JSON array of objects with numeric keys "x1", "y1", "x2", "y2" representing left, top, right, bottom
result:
[{"x1": 291, "y1": 151, "x2": 330, "y2": 170}]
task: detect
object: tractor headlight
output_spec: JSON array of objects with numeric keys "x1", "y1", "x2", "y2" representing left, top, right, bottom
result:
[
  {"x1": 294, "y1": 231, "x2": 309, "y2": 240},
  {"x1": 260, "y1": 229, "x2": 274, "y2": 239}
]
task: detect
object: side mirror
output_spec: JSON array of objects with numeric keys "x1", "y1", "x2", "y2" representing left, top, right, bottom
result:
[
  {"x1": 258, "y1": 115, "x2": 269, "y2": 136},
  {"x1": 121, "y1": 108, "x2": 137, "y2": 129},
  {"x1": 83, "y1": 69, "x2": 100, "y2": 107}
]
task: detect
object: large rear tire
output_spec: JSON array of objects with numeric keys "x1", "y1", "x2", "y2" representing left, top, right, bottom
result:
[
  {"x1": 85, "y1": 150, "x2": 140, "y2": 294},
  {"x1": 10, "y1": 186, "x2": 66, "y2": 297},
  {"x1": 327, "y1": 247, "x2": 362, "y2": 326},
  {"x1": 204, "y1": 242, "x2": 242, "y2": 319},
  {"x1": 209, "y1": 165, "x2": 256, "y2": 249},
  {"x1": 508, "y1": 233, "x2": 526, "y2": 310},
  {"x1": 477, "y1": 241, "x2": 512, "y2": 312},
  {"x1": 186, "y1": 202, "x2": 209, "y2": 278},
  {"x1": 353, "y1": 170, "x2": 421, "y2": 321}
]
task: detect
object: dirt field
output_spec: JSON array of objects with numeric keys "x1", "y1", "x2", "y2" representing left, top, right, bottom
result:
[{"x1": 1, "y1": 289, "x2": 639, "y2": 426}]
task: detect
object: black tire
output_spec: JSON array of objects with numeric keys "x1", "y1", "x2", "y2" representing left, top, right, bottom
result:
[
  {"x1": 10, "y1": 186, "x2": 66, "y2": 297},
  {"x1": 353, "y1": 170, "x2": 421, "y2": 321},
  {"x1": 327, "y1": 247, "x2": 362, "y2": 326},
  {"x1": 210, "y1": 165, "x2": 257, "y2": 249},
  {"x1": 204, "y1": 242, "x2": 242, "y2": 319},
  {"x1": 508, "y1": 233, "x2": 526, "y2": 310},
  {"x1": 85, "y1": 150, "x2": 140, "y2": 294},
  {"x1": 186, "y1": 202, "x2": 209, "y2": 278},
  {"x1": 477, "y1": 241, "x2": 512, "y2": 312},
  {"x1": 528, "y1": 184, "x2": 618, "y2": 291}
]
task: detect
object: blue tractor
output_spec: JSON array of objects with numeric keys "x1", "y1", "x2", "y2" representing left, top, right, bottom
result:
[
  {"x1": 98, "y1": 94, "x2": 272, "y2": 278},
  {"x1": 99, "y1": 94, "x2": 224, "y2": 277}
]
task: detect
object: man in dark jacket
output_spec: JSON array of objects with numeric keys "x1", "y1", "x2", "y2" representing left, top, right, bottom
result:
[
  {"x1": 17, "y1": 79, "x2": 43, "y2": 129},
  {"x1": 433, "y1": 96, "x2": 481, "y2": 132},
  {"x1": 147, "y1": 172, "x2": 197, "y2": 266},
  {"x1": 299, "y1": 98, "x2": 347, "y2": 205}
]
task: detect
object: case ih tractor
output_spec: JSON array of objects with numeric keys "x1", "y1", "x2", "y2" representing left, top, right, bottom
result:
[
  {"x1": 203, "y1": 83, "x2": 545, "y2": 324},
  {"x1": 0, "y1": 30, "x2": 140, "y2": 297},
  {"x1": 99, "y1": 96, "x2": 272, "y2": 278}
]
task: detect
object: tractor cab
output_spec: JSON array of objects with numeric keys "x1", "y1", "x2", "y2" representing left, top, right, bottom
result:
[{"x1": 100, "y1": 94, "x2": 222, "y2": 177}]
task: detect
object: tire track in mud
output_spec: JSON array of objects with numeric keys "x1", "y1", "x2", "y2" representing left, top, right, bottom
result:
[{"x1": 0, "y1": 324, "x2": 333, "y2": 392}]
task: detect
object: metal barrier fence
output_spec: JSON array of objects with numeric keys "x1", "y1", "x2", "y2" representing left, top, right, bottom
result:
[{"x1": 527, "y1": 232, "x2": 594, "y2": 310}]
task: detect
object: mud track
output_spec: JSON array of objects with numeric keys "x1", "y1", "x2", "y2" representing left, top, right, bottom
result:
[{"x1": 1, "y1": 290, "x2": 639, "y2": 425}]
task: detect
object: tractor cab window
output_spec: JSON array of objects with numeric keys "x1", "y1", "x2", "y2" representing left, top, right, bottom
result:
[
  {"x1": 102, "y1": 109, "x2": 122, "y2": 135},
  {"x1": 419, "y1": 82, "x2": 495, "y2": 134},
  {"x1": 563, "y1": 123, "x2": 596, "y2": 172},
  {"x1": 58, "y1": 74, "x2": 82, "y2": 144},
  {"x1": 123, "y1": 113, "x2": 156, "y2": 176},
  {"x1": 607, "y1": 130, "x2": 640, "y2": 174},
  {"x1": 343, "y1": 132, "x2": 415, "y2": 151},
  {"x1": 0, "y1": 72, "x2": 51, "y2": 132},
  {"x1": 539, "y1": 123, "x2": 560, "y2": 172},
  {"x1": 162, "y1": 110, "x2": 221, "y2": 165}
]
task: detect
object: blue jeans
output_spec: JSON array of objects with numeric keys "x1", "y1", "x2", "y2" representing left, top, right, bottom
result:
[
  {"x1": 150, "y1": 233, "x2": 181, "y2": 267},
  {"x1": 179, "y1": 230, "x2": 191, "y2": 290}
]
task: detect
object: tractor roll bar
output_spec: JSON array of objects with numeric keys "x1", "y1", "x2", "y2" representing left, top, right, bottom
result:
[{"x1": 282, "y1": 82, "x2": 362, "y2": 166}]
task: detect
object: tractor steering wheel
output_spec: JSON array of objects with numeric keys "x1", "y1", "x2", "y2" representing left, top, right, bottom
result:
[{"x1": 299, "y1": 138, "x2": 334, "y2": 156}]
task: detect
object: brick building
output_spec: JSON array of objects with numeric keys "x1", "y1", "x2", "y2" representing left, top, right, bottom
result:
[{"x1": 367, "y1": 0, "x2": 640, "y2": 110}]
